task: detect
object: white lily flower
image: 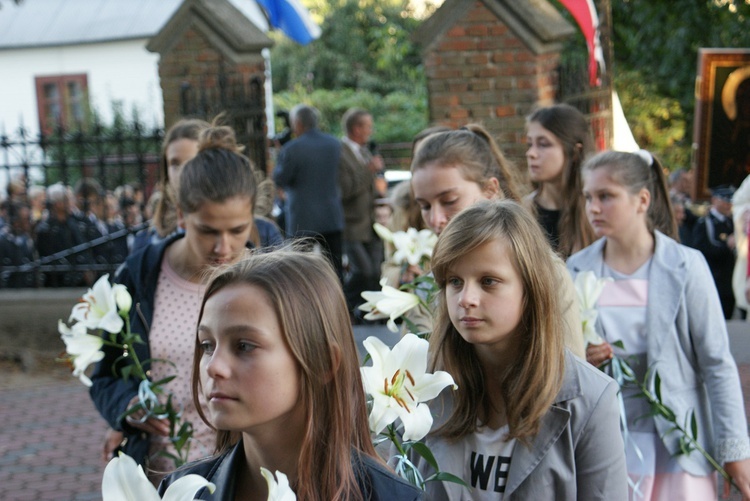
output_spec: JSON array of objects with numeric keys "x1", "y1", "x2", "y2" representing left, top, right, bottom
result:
[
  {"x1": 391, "y1": 228, "x2": 438, "y2": 267},
  {"x1": 58, "y1": 320, "x2": 104, "y2": 387},
  {"x1": 70, "y1": 274, "x2": 125, "y2": 334},
  {"x1": 361, "y1": 333, "x2": 457, "y2": 441},
  {"x1": 573, "y1": 271, "x2": 612, "y2": 346},
  {"x1": 102, "y1": 452, "x2": 215, "y2": 501},
  {"x1": 260, "y1": 467, "x2": 296, "y2": 500},
  {"x1": 359, "y1": 279, "x2": 421, "y2": 332}
]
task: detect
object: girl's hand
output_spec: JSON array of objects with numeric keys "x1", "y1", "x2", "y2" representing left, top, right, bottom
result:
[
  {"x1": 124, "y1": 395, "x2": 171, "y2": 436},
  {"x1": 400, "y1": 264, "x2": 424, "y2": 285},
  {"x1": 586, "y1": 342, "x2": 614, "y2": 367},
  {"x1": 724, "y1": 458, "x2": 750, "y2": 499},
  {"x1": 101, "y1": 428, "x2": 124, "y2": 464}
]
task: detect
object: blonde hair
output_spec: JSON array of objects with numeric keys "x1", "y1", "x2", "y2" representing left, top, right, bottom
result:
[
  {"x1": 192, "y1": 247, "x2": 379, "y2": 500},
  {"x1": 430, "y1": 200, "x2": 565, "y2": 442}
]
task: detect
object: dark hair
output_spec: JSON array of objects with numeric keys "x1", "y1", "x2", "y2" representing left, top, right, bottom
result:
[
  {"x1": 193, "y1": 248, "x2": 379, "y2": 500},
  {"x1": 411, "y1": 125, "x2": 521, "y2": 201},
  {"x1": 526, "y1": 103, "x2": 596, "y2": 257},
  {"x1": 582, "y1": 150, "x2": 678, "y2": 239},
  {"x1": 154, "y1": 119, "x2": 210, "y2": 236},
  {"x1": 342, "y1": 108, "x2": 371, "y2": 136},
  {"x1": 178, "y1": 126, "x2": 257, "y2": 215}
]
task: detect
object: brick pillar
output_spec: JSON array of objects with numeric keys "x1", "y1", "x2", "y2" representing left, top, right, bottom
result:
[{"x1": 422, "y1": 1, "x2": 568, "y2": 166}]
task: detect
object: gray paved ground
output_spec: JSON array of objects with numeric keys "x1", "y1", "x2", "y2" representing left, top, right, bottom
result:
[{"x1": 0, "y1": 323, "x2": 748, "y2": 500}]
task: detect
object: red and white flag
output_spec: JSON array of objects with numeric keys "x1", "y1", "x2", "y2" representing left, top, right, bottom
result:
[{"x1": 559, "y1": 0, "x2": 605, "y2": 87}]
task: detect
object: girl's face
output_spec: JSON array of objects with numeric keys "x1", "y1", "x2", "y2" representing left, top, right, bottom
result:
[
  {"x1": 445, "y1": 238, "x2": 524, "y2": 355},
  {"x1": 179, "y1": 196, "x2": 254, "y2": 267},
  {"x1": 526, "y1": 122, "x2": 566, "y2": 184},
  {"x1": 583, "y1": 167, "x2": 650, "y2": 239},
  {"x1": 198, "y1": 284, "x2": 304, "y2": 436},
  {"x1": 166, "y1": 138, "x2": 200, "y2": 192},
  {"x1": 411, "y1": 162, "x2": 499, "y2": 235}
]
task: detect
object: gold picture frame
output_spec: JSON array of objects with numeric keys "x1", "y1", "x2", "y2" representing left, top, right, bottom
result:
[{"x1": 692, "y1": 48, "x2": 750, "y2": 200}]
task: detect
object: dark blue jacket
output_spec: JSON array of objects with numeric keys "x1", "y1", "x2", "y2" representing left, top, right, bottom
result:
[
  {"x1": 89, "y1": 232, "x2": 183, "y2": 465},
  {"x1": 159, "y1": 440, "x2": 423, "y2": 500}
]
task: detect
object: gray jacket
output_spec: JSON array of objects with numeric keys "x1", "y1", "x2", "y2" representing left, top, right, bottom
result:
[
  {"x1": 413, "y1": 353, "x2": 627, "y2": 500},
  {"x1": 567, "y1": 231, "x2": 750, "y2": 475}
]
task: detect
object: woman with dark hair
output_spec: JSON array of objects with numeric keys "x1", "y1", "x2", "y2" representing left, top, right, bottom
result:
[
  {"x1": 525, "y1": 103, "x2": 597, "y2": 258},
  {"x1": 90, "y1": 125, "x2": 262, "y2": 482}
]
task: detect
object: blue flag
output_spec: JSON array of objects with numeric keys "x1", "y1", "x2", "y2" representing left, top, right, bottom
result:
[{"x1": 256, "y1": 0, "x2": 321, "y2": 45}]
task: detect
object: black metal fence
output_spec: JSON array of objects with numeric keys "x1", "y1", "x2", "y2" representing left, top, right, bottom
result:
[{"x1": 1, "y1": 122, "x2": 163, "y2": 288}]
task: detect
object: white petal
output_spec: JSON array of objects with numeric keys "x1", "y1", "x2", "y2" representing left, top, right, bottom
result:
[
  {"x1": 399, "y1": 402, "x2": 434, "y2": 441},
  {"x1": 388, "y1": 333, "x2": 429, "y2": 376},
  {"x1": 97, "y1": 310, "x2": 124, "y2": 334},
  {"x1": 373, "y1": 223, "x2": 394, "y2": 243},
  {"x1": 368, "y1": 397, "x2": 401, "y2": 435},
  {"x1": 412, "y1": 370, "x2": 457, "y2": 401},
  {"x1": 362, "y1": 336, "x2": 390, "y2": 372},
  {"x1": 162, "y1": 475, "x2": 216, "y2": 501},
  {"x1": 102, "y1": 453, "x2": 160, "y2": 501}
]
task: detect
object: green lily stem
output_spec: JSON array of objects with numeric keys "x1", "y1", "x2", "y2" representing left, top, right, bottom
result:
[
  {"x1": 387, "y1": 424, "x2": 408, "y2": 458},
  {"x1": 636, "y1": 383, "x2": 739, "y2": 492}
]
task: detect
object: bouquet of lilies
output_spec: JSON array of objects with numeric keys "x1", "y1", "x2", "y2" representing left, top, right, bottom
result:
[
  {"x1": 361, "y1": 333, "x2": 464, "y2": 490},
  {"x1": 57, "y1": 274, "x2": 193, "y2": 468}
]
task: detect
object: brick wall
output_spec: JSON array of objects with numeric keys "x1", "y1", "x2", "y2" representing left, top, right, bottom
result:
[
  {"x1": 158, "y1": 27, "x2": 265, "y2": 128},
  {"x1": 424, "y1": 1, "x2": 562, "y2": 165}
]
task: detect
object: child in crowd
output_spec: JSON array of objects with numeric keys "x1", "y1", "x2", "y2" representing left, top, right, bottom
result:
[
  {"x1": 159, "y1": 249, "x2": 423, "y2": 500},
  {"x1": 91, "y1": 125, "x2": 262, "y2": 481},
  {"x1": 567, "y1": 150, "x2": 750, "y2": 499},
  {"x1": 410, "y1": 126, "x2": 584, "y2": 356},
  {"x1": 415, "y1": 200, "x2": 627, "y2": 499},
  {"x1": 525, "y1": 104, "x2": 597, "y2": 258}
]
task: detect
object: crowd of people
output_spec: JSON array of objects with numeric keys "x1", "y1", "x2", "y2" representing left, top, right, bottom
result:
[
  {"x1": 0, "y1": 173, "x2": 146, "y2": 288},
  {"x1": 6, "y1": 101, "x2": 750, "y2": 499}
]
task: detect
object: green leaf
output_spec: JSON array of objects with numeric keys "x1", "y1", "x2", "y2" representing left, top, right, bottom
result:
[
  {"x1": 424, "y1": 471, "x2": 470, "y2": 488},
  {"x1": 690, "y1": 410, "x2": 698, "y2": 440},
  {"x1": 654, "y1": 372, "x2": 663, "y2": 403},
  {"x1": 409, "y1": 441, "x2": 438, "y2": 471},
  {"x1": 612, "y1": 340, "x2": 625, "y2": 350}
]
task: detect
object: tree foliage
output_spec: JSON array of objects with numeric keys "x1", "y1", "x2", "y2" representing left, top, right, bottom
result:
[
  {"x1": 612, "y1": 0, "x2": 750, "y2": 121},
  {"x1": 271, "y1": 0, "x2": 424, "y2": 95}
]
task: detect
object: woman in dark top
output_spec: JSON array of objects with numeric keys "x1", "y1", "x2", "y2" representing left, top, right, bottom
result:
[{"x1": 524, "y1": 103, "x2": 596, "y2": 258}]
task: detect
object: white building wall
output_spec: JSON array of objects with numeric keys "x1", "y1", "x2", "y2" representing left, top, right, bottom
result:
[{"x1": 0, "y1": 38, "x2": 163, "y2": 137}]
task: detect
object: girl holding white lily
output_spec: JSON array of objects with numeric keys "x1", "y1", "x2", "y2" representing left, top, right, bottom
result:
[
  {"x1": 159, "y1": 249, "x2": 422, "y2": 500},
  {"x1": 90, "y1": 125, "x2": 261, "y2": 480},
  {"x1": 567, "y1": 150, "x2": 750, "y2": 499},
  {"x1": 409, "y1": 125, "x2": 584, "y2": 357},
  {"x1": 416, "y1": 200, "x2": 627, "y2": 499}
]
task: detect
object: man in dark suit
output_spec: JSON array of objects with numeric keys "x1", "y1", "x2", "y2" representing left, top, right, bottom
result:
[
  {"x1": 338, "y1": 108, "x2": 385, "y2": 312},
  {"x1": 693, "y1": 185, "x2": 737, "y2": 318},
  {"x1": 273, "y1": 104, "x2": 345, "y2": 279}
]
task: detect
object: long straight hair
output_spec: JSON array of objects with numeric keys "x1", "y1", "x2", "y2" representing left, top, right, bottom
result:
[
  {"x1": 582, "y1": 150, "x2": 678, "y2": 239},
  {"x1": 526, "y1": 104, "x2": 597, "y2": 257},
  {"x1": 430, "y1": 200, "x2": 565, "y2": 443},
  {"x1": 191, "y1": 249, "x2": 378, "y2": 500}
]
